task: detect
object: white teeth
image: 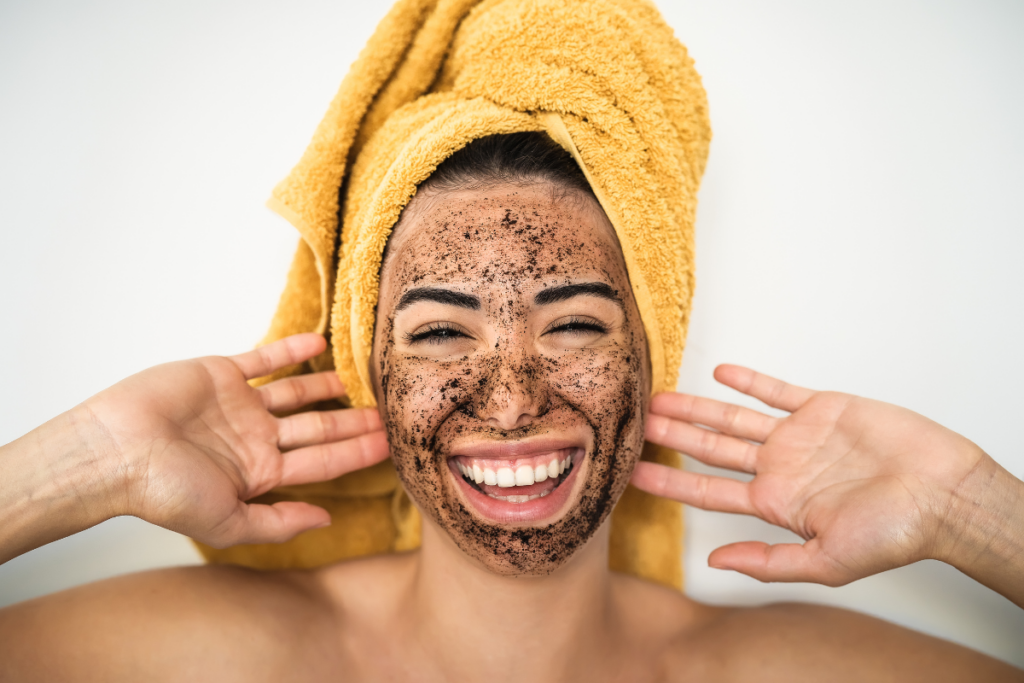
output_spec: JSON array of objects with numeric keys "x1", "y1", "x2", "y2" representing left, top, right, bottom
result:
[
  {"x1": 514, "y1": 465, "x2": 534, "y2": 486},
  {"x1": 496, "y1": 467, "x2": 516, "y2": 488},
  {"x1": 547, "y1": 459, "x2": 559, "y2": 479},
  {"x1": 458, "y1": 455, "x2": 574, "y2": 490}
]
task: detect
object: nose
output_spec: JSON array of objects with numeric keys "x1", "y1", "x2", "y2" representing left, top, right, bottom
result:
[{"x1": 472, "y1": 351, "x2": 549, "y2": 430}]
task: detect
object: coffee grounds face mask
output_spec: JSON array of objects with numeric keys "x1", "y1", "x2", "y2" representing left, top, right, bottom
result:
[{"x1": 372, "y1": 186, "x2": 650, "y2": 575}]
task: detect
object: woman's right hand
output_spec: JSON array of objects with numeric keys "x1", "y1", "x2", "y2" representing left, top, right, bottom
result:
[{"x1": 78, "y1": 333, "x2": 389, "y2": 548}]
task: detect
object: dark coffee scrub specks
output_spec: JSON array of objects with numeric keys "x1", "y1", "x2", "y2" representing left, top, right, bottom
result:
[{"x1": 371, "y1": 184, "x2": 650, "y2": 576}]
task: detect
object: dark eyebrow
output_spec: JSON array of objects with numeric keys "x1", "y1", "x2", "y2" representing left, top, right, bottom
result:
[
  {"x1": 534, "y1": 282, "x2": 622, "y2": 307},
  {"x1": 396, "y1": 287, "x2": 481, "y2": 311}
]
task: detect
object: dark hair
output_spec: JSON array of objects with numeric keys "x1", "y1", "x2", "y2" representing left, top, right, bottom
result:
[
  {"x1": 418, "y1": 131, "x2": 595, "y2": 199},
  {"x1": 382, "y1": 132, "x2": 602, "y2": 270}
]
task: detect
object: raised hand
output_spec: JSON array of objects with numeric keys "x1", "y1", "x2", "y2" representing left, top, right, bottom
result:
[
  {"x1": 81, "y1": 334, "x2": 389, "y2": 548},
  {"x1": 631, "y1": 365, "x2": 1009, "y2": 589}
]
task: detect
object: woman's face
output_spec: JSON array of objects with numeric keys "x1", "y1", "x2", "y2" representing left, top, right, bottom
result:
[{"x1": 372, "y1": 183, "x2": 650, "y2": 575}]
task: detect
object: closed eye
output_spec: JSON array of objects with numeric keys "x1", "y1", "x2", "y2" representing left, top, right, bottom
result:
[
  {"x1": 544, "y1": 316, "x2": 609, "y2": 337},
  {"x1": 405, "y1": 322, "x2": 471, "y2": 345}
]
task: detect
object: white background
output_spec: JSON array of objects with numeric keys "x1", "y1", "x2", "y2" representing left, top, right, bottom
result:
[{"x1": 1, "y1": 0, "x2": 1022, "y2": 668}]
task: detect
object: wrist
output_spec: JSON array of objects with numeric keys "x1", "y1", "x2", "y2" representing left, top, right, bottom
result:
[
  {"x1": 64, "y1": 400, "x2": 137, "y2": 519},
  {"x1": 0, "y1": 403, "x2": 131, "y2": 563},
  {"x1": 934, "y1": 447, "x2": 1024, "y2": 577}
]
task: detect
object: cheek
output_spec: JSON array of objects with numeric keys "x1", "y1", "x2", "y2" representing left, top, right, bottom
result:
[
  {"x1": 544, "y1": 331, "x2": 647, "y2": 427},
  {"x1": 560, "y1": 324, "x2": 649, "y2": 488},
  {"x1": 546, "y1": 349, "x2": 640, "y2": 400},
  {"x1": 381, "y1": 356, "x2": 470, "y2": 446}
]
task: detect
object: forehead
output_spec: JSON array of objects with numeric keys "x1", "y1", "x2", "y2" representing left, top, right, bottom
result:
[{"x1": 381, "y1": 184, "x2": 625, "y2": 290}]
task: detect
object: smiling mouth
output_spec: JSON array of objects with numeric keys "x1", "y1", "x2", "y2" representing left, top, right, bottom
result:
[{"x1": 450, "y1": 448, "x2": 579, "y2": 504}]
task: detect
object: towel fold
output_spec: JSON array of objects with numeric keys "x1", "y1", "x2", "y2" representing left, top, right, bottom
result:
[{"x1": 196, "y1": 0, "x2": 710, "y2": 590}]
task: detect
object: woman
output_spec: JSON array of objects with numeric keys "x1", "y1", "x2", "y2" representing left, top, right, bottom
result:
[
  {"x1": 1, "y1": 131, "x2": 1022, "y2": 681},
  {"x1": 3, "y1": 0, "x2": 1023, "y2": 679}
]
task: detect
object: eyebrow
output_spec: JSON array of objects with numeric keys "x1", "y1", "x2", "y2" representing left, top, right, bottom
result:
[
  {"x1": 396, "y1": 287, "x2": 481, "y2": 311},
  {"x1": 534, "y1": 282, "x2": 622, "y2": 307}
]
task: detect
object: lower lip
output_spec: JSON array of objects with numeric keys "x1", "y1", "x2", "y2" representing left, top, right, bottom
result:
[{"x1": 447, "y1": 454, "x2": 585, "y2": 525}]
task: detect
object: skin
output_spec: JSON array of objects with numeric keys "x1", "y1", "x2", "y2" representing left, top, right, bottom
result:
[
  {"x1": 371, "y1": 184, "x2": 648, "y2": 575},
  {"x1": 0, "y1": 182, "x2": 1021, "y2": 681}
]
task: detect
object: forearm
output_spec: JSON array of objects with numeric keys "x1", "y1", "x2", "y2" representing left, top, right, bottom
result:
[
  {"x1": 938, "y1": 452, "x2": 1024, "y2": 609},
  {"x1": 0, "y1": 405, "x2": 127, "y2": 564}
]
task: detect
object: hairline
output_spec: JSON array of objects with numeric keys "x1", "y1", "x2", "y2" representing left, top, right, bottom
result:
[{"x1": 383, "y1": 179, "x2": 612, "y2": 274}]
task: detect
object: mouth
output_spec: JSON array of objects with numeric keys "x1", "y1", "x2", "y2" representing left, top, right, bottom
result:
[{"x1": 446, "y1": 440, "x2": 587, "y2": 525}]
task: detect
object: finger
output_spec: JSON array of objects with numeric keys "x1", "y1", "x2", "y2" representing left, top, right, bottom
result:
[
  {"x1": 260, "y1": 371, "x2": 346, "y2": 413},
  {"x1": 645, "y1": 414, "x2": 759, "y2": 473},
  {"x1": 629, "y1": 461, "x2": 755, "y2": 515},
  {"x1": 278, "y1": 407, "x2": 383, "y2": 450},
  {"x1": 205, "y1": 501, "x2": 331, "y2": 547},
  {"x1": 649, "y1": 392, "x2": 778, "y2": 443},
  {"x1": 714, "y1": 365, "x2": 815, "y2": 413},
  {"x1": 708, "y1": 539, "x2": 849, "y2": 587},
  {"x1": 278, "y1": 430, "x2": 390, "y2": 487},
  {"x1": 230, "y1": 334, "x2": 327, "y2": 380}
]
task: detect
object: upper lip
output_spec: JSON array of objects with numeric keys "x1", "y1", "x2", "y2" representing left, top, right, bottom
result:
[{"x1": 448, "y1": 435, "x2": 588, "y2": 459}]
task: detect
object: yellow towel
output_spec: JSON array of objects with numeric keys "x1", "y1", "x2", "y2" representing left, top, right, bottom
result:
[{"x1": 196, "y1": 0, "x2": 710, "y2": 590}]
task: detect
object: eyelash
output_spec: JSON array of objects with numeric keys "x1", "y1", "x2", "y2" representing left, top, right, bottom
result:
[
  {"x1": 404, "y1": 317, "x2": 609, "y2": 345},
  {"x1": 546, "y1": 317, "x2": 609, "y2": 337},
  {"x1": 405, "y1": 323, "x2": 469, "y2": 345}
]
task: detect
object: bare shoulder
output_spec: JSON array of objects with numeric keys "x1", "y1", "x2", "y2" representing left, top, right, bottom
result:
[
  {"x1": 662, "y1": 600, "x2": 1024, "y2": 682},
  {"x1": 0, "y1": 563, "x2": 340, "y2": 682}
]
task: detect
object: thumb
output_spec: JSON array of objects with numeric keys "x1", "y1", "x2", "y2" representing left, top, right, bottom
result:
[
  {"x1": 201, "y1": 501, "x2": 332, "y2": 548},
  {"x1": 708, "y1": 540, "x2": 849, "y2": 587}
]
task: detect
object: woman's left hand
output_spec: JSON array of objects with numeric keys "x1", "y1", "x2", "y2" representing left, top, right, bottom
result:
[{"x1": 631, "y1": 366, "x2": 1024, "y2": 602}]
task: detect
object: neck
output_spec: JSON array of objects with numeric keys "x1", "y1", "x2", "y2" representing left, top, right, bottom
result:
[{"x1": 404, "y1": 518, "x2": 620, "y2": 682}]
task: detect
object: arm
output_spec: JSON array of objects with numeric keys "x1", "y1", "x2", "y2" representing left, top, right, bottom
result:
[
  {"x1": 631, "y1": 366, "x2": 1024, "y2": 607},
  {"x1": 0, "y1": 333, "x2": 389, "y2": 563}
]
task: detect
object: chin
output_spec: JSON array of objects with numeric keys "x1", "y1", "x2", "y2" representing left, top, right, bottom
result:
[{"x1": 393, "y1": 413, "x2": 645, "y2": 577}]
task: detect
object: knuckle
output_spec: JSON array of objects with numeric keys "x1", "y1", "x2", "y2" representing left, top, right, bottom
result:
[
  {"x1": 651, "y1": 416, "x2": 669, "y2": 442},
  {"x1": 653, "y1": 465, "x2": 671, "y2": 496},
  {"x1": 290, "y1": 378, "x2": 308, "y2": 405},
  {"x1": 314, "y1": 411, "x2": 328, "y2": 441},
  {"x1": 696, "y1": 476, "x2": 710, "y2": 507},
  {"x1": 698, "y1": 428, "x2": 717, "y2": 456},
  {"x1": 722, "y1": 403, "x2": 740, "y2": 429},
  {"x1": 743, "y1": 443, "x2": 758, "y2": 471},
  {"x1": 317, "y1": 444, "x2": 332, "y2": 477}
]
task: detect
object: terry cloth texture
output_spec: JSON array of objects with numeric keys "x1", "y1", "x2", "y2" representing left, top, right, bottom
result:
[{"x1": 195, "y1": 0, "x2": 710, "y2": 590}]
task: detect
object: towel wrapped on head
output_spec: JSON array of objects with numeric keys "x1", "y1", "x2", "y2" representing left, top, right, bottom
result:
[{"x1": 195, "y1": 0, "x2": 710, "y2": 590}]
